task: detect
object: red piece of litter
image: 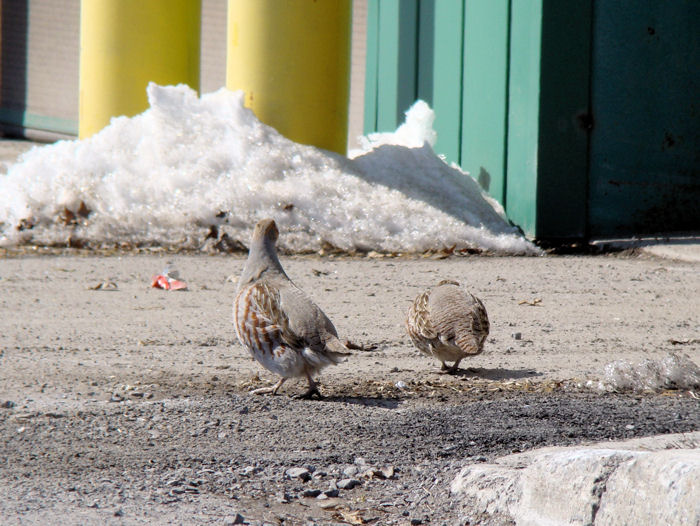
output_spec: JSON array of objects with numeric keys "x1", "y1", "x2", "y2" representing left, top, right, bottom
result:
[{"x1": 151, "y1": 274, "x2": 187, "y2": 291}]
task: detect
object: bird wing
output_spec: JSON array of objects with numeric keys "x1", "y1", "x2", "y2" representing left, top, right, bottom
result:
[
  {"x1": 470, "y1": 294, "x2": 490, "y2": 345},
  {"x1": 407, "y1": 290, "x2": 438, "y2": 349},
  {"x1": 234, "y1": 281, "x2": 303, "y2": 356}
]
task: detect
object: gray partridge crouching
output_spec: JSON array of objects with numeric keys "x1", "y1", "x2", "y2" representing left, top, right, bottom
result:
[
  {"x1": 406, "y1": 280, "x2": 489, "y2": 373},
  {"x1": 233, "y1": 218, "x2": 349, "y2": 398}
]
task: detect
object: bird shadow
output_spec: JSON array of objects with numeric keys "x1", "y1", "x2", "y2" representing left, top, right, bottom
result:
[
  {"x1": 321, "y1": 395, "x2": 402, "y2": 409},
  {"x1": 445, "y1": 367, "x2": 542, "y2": 381}
]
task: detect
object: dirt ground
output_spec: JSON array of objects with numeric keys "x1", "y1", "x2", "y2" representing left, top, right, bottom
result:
[{"x1": 1, "y1": 250, "x2": 699, "y2": 525}]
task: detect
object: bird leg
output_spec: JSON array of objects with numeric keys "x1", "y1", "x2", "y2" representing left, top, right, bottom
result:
[
  {"x1": 294, "y1": 373, "x2": 323, "y2": 400},
  {"x1": 251, "y1": 377, "x2": 286, "y2": 395}
]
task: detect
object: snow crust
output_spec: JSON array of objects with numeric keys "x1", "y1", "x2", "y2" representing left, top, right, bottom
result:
[{"x1": 598, "y1": 353, "x2": 700, "y2": 392}]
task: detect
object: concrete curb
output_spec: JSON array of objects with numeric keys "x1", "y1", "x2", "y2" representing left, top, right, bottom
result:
[{"x1": 451, "y1": 432, "x2": 700, "y2": 526}]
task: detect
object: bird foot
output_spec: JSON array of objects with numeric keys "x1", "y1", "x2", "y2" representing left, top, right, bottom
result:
[
  {"x1": 439, "y1": 362, "x2": 461, "y2": 375},
  {"x1": 250, "y1": 386, "x2": 278, "y2": 396},
  {"x1": 293, "y1": 386, "x2": 323, "y2": 400},
  {"x1": 250, "y1": 378, "x2": 286, "y2": 396}
]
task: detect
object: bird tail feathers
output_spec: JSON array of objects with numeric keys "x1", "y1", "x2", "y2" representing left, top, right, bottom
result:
[{"x1": 324, "y1": 336, "x2": 351, "y2": 363}]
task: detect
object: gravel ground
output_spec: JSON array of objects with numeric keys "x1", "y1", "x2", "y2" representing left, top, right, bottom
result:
[{"x1": 1, "y1": 251, "x2": 699, "y2": 525}]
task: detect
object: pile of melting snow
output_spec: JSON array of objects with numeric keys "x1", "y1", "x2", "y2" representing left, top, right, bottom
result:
[
  {"x1": 593, "y1": 353, "x2": 700, "y2": 393},
  {"x1": 0, "y1": 83, "x2": 539, "y2": 255}
]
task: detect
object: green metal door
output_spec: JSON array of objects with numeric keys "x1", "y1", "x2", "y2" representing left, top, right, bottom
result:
[
  {"x1": 364, "y1": 0, "x2": 591, "y2": 240},
  {"x1": 364, "y1": 0, "x2": 699, "y2": 240},
  {"x1": 588, "y1": 0, "x2": 700, "y2": 237}
]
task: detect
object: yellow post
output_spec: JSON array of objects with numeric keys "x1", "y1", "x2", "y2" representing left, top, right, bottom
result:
[
  {"x1": 79, "y1": 0, "x2": 201, "y2": 139},
  {"x1": 226, "y1": 0, "x2": 351, "y2": 155}
]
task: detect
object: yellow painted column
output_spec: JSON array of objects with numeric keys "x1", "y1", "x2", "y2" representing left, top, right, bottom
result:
[
  {"x1": 79, "y1": 0, "x2": 201, "y2": 138},
  {"x1": 226, "y1": 0, "x2": 351, "y2": 155}
]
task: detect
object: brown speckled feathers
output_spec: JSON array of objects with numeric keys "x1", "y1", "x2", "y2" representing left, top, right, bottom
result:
[{"x1": 406, "y1": 280, "x2": 489, "y2": 373}]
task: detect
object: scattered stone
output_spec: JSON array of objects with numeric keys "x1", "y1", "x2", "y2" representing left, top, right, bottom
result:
[
  {"x1": 322, "y1": 489, "x2": 339, "y2": 498},
  {"x1": 113, "y1": 509, "x2": 124, "y2": 517},
  {"x1": 342, "y1": 466, "x2": 359, "y2": 478},
  {"x1": 240, "y1": 466, "x2": 258, "y2": 476},
  {"x1": 285, "y1": 467, "x2": 311, "y2": 482},
  {"x1": 1, "y1": 400, "x2": 15, "y2": 409},
  {"x1": 381, "y1": 466, "x2": 396, "y2": 479},
  {"x1": 362, "y1": 466, "x2": 396, "y2": 480},
  {"x1": 337, "y1": 479, "x2": 361, "y2": 490},
  {"x1": 276, "y1": 492, "x2": 294, "y2": 504},
  {"x1": 316, "y1": 497, "x2": 342, "y2": 508},
  {"x1": 223, "y1": 513, "x2": 246, "y2": 525},
  {"x1": 301, "y1": 488, "x2": 322, "y2": 498},
  {"x1": 512, "y1": 332, "x2": 522, "y2": 340}
]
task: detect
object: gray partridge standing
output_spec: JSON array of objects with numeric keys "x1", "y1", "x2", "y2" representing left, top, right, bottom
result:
[
  {"x1": 233, "y1": 218, "x2": 349, "y2": 398},
  {"x1": 406, "y1": 280, "x2": 489, "y2": 373}
]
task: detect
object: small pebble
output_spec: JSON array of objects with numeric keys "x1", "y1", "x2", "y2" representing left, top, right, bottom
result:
[
  {"x1": 285, "y1": 467, "x2": 311, "y2": 482},
  {"x1": 301, "y1": 488, "x2": 322, "y2": 498},
  {"x1": 337, "y1": 479, "x2": 361, "y2": 490},
  {"x1": 1, "y1": 400, "x2": 15, "y2": 409},
  {"x1": 276, "y1": 492, "x2": 294, "y2": 504},
  {"x1": 342, "y1": 466, "x2": 359, "y2": 477},
  {"x1": 223, "y1": 513, "x2": 245, "y2": 525},
  {"x1": 512, "y1": 332, "x2": 522, "y2": 340},
  {"x1": 239, "y1": 466, "x2": 257, "y2": 476},
  {"x1": 381, "y1": 466, "x2": 395, "y2": 479}
]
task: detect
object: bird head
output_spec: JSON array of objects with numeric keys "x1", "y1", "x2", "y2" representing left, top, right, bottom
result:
[
  {"x1": 237, "y1": 218, "x2": 287, "y2": 288},
  {"x1": 253, "y1": 218, "x2": 279, "y2": 245}
]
